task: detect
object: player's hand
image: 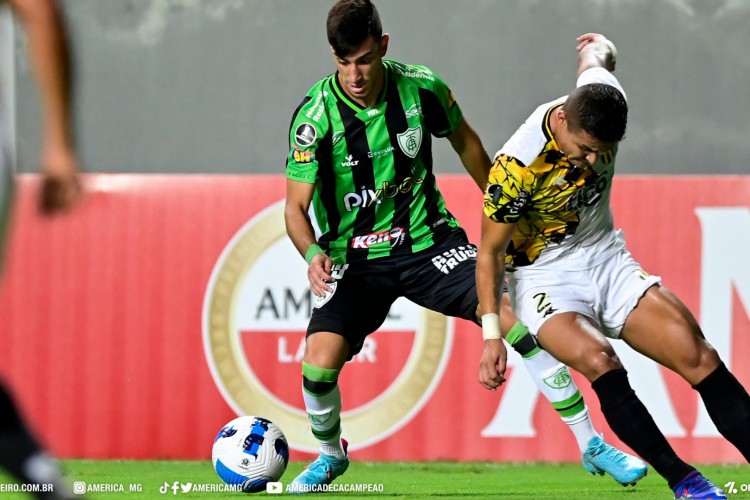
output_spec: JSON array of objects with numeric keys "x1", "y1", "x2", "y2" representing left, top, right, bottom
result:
[
  {"x1": 575, "y1": 33, "x2": 607, "y2": 52},
  {"x1": 479, "y1": 338, "x2": 507, "y2": 391},
  {"x1": 308, "y1": 252, "x2": 334, "y2": 297},
  {"x1": 38, "y1": 146, "x2": 82, "y2": 215}
]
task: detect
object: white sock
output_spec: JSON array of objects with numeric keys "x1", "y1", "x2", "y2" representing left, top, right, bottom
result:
[
  {"x1": 562, "y1": 408, "x2": 598, "y2": 453},
  {"x1": 522, "y1": 349, "x2": 597, "y2": 453},
  {"x1": 302, "y1": 383, "x2": 346, "y2": 459}
]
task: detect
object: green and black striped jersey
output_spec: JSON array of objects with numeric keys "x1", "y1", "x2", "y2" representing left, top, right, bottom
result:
[{"x1": 286, "y1": 59, "x2": 463, "y2": 264}]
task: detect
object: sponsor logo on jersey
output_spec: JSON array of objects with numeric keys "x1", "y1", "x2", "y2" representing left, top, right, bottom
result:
[
  {"x1": 331, "y1": 131, "x2": 345, "y2": 146},
  {"x1": 294, "y1": 123, "x2": 317, "y2": 147},
  {"x1": 395, "y1": 67, "x2": 435, "y2": 81},
  {"x1": 368, "y1": 146, "x2": 395, "y2": 159},
  {"x1": 343, "y1": 176, "x2": 425, "y2": 212},
  {"x1": 292, "y1": 147, "x2": 315, "y2": 164},
  {"x1": 397, "y1": 126, "x2": 422, "y2": 159},
  {"x1": 431, "y1": 245, "x2": 477, "y2": 275},
  {"x1": 404, "y1": 104, "x2": 422, "y2": 119},
  {"x1": 351, "y1": 227, "x2": 406, "y2": 249},
  {"x1": 367, "y1": 109, "x2": 380, "y2": 117},
  {"x1": 565, "y1": 173, "x2": 609, "y2": 210},
  {"x1": 305, "y1": 91, "x2": 326, "y2": 123},
  {"x1": 340, "y1": 155, "x2": 359, "y2": 168}
]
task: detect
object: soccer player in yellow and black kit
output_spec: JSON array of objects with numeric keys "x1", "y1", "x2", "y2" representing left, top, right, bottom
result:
[
  {"x1": 477, "y1": 33, "x2": 748, "y2": 499},
  {"x1": 284, "y1": 0, "x2": 646, "y2": 491}
]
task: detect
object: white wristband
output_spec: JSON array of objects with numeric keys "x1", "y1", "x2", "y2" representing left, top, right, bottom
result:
[
  {"x1": 602, "y1": 39, "x2": 617, "y2": 64},
  {"x1": 481, "y1": 313, "x2": 502, "y2": 340}
]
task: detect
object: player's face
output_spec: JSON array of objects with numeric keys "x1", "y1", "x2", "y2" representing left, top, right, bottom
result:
[
  {"x1": 333, "y1": 34, "x2": 389, "y2": 107},
  {"x1": 556, "y1": 118, "x2": 612, "y2": 168}
]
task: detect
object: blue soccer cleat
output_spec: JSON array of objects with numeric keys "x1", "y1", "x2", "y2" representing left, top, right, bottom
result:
[
  {"x1": 672, "y1": 471, "x2": 727, "y2": 499},
  {"x1": 582, "y1": 435, "x2": 648, "y2": 486},
  {"x1": 288, "y1": 439, "x2": 349, "y2": 494}
]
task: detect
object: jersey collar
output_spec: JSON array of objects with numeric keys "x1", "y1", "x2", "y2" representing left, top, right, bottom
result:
[{"x1": 331, "y1": 62, "x2": 390, "y2": 113}]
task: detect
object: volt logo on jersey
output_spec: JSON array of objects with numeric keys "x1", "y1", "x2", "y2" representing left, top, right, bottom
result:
[
  {"x1": 294, "y1": 123, "x2": 317, "y2": 147},
  {"x1": 340, "y1": 155, "x2": 359, "y2": 168},
  {"x1": 397, "y1": 126, "x2": 422, "y2": 158}
]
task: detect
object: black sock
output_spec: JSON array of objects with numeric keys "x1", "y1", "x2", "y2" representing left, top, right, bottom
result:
[
  {"x1": 0, "y1": 382, "x2": 41, "y2": 483},
  {"x1": 592, "y1": 369, "x2": 694, "y2": 488},
  {"x1": 694, "y1": 363, "x2": 750, "y2": 462}
]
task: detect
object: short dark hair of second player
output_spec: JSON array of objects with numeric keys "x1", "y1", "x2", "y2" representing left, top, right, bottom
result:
[
  {"x1": 327, "y1": 0, "x2": 383, "y2": 58},
  {"x1": 563, "y1": 83, "x2": 628, "y2": 144}
]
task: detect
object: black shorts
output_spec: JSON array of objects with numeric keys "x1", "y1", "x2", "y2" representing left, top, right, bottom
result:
[{"x1": 307, "y1": 229, "x2": 479, "y2": 357}]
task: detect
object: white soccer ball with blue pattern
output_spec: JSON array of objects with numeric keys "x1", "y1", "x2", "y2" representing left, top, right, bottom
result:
[{"x1": 212, "y1": 416, "x2": 290, "y2": 493}]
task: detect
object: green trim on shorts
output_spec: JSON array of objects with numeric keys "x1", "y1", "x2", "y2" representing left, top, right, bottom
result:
[{"x1": 552, "y1": 392, "x2": 586, "y2": 418}]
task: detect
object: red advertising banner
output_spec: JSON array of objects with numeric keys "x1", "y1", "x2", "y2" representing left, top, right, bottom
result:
[{"x1": 0, "y1": 174, "x2": 747, "y2": 463}]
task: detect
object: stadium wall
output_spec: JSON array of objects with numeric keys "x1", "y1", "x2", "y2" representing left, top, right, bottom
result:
[
  {"x1": 0, "y1": 174, "x2": 748, "y2": 464},
  {"x1": 9, "y1": 0, "x2": 750, "y2": 175}
]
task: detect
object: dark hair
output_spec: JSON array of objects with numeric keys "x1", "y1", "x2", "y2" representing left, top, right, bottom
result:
[
  {"x1": 563, "y1": 83, "x2": 628, "y2": 144},
  {"x1": 327, "y1": 0, "x2": 382, "y2": 57}
]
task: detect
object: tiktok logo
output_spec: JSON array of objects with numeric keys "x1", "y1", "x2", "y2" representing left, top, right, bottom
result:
[{"x1": 158, "y1": 481, "x2": 180, "y2": 495}]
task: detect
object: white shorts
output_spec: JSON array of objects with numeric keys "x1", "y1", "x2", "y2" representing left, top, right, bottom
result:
[{"x1": 508, "y1": 238, "x2": 661, "y2": 339}]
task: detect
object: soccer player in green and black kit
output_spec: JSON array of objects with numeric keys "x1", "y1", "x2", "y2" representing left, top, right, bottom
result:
[{"x1": 284, "y1": 0, "x2": 646, "y2": 490}]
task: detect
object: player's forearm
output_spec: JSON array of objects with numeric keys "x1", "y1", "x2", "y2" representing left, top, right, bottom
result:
[
  {"x1": 15, "y1": 0, "x2": 73, "y2": 151},
  {"x1": 577, "y1": 40, "x2": 616, "y2": 77},
  {"x1": 284, "y1": 204, "x2": 319, "y2": 260},
  {"x1": 457, "y1": 131, "x2": 492, "y2": 192},
  {"x1": 476, "y1": 246, "x2": 504, "y2": 317}
]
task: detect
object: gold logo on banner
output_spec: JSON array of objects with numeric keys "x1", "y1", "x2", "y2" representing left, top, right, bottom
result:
[{"x1": 202, "y1": 201, "x2": 452, "y2": 452}]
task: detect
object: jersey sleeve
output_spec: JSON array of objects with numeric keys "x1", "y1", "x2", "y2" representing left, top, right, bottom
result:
[
  {"x1": 483, "y1": 154, "x2": 536, "y2": 223},
  {"x1": 286, "y1": 84, "x2": 330, "y2": 184},
  {"x1": 416, "y1": 66, "x2": 463, "y2": 138},
  {"x1": 576, "y1": 67, "x2": 627, "y2": 102}
]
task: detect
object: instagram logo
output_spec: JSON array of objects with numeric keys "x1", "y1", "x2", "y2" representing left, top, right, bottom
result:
[{"x1": 73, "y1": 482, "x2": 86, "y2": 495}]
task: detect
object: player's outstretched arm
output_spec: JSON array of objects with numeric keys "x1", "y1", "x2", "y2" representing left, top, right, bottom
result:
[
  {"x1": 8, "y1": 0, "x2": 81, "y2": 214},
  {"x1": 575, "y1": 33, "x2": 617, "y2": 77},
  {"x1": 476, "y1": 214, "x2": 515, "y2": 391},
  {"x1": 447, "y1": 119, "x2": 492, "y2": 192},
  {"x1": 284, "y1": 178, "x2": 333, "y2": 297}
]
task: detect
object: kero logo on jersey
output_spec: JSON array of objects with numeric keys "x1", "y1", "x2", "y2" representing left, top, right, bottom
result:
[
  {"x1": 202, "y1": 201, "x2": 452, "y2": 452},
  {"x1": 397, "y1": 126, "x2": 422, "y2": 159},
  {"x1": 351, "y1": 227, "x2": 406, "y2": 249}
]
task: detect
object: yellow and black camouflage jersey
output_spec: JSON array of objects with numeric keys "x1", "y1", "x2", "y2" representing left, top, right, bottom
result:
[{"x1": 484, "y1": 68, "x2": 626, "y2": 269}]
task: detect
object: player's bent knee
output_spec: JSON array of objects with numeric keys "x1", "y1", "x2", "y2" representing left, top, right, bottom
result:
[
  {"x1": 675, "y1": 342, "x2": 722, "y2": 384},
  {"x1": 577, "y1": 351, "x2": 623, "y2": 381},
  {"x1": 303, "y1": 332, "x2": 350, "y2": 369}
]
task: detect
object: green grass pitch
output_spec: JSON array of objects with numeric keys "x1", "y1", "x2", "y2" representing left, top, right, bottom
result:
[{"x1": 0, "y1": 461, "x2": 744, "y2": 498}]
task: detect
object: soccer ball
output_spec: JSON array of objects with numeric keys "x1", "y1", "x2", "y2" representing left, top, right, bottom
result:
[{"x1": 212, "y1": 416, "x2": 290, "y2": 493}]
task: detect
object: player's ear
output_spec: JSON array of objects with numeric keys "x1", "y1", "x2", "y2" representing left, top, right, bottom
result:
[{"x1": 380, "y1": 33, "x2": 390, "y2": 57}]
